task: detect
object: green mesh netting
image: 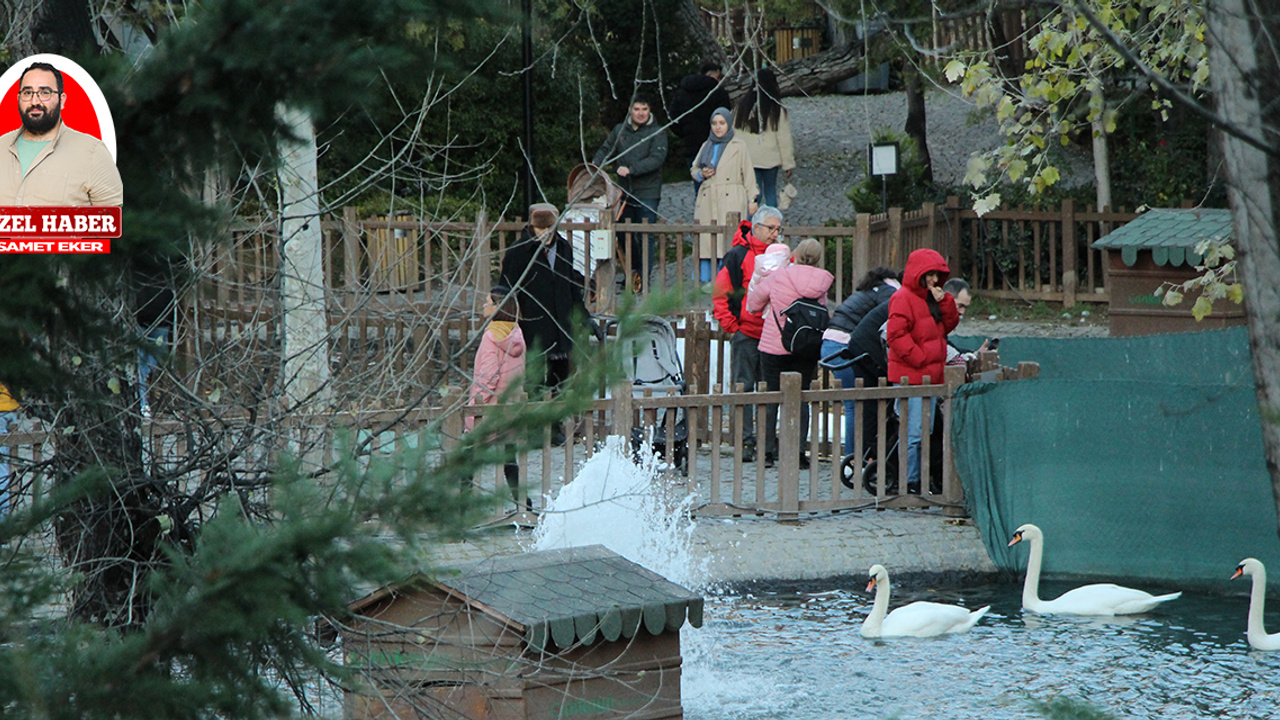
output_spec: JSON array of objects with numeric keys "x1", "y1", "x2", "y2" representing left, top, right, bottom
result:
[{"x1": 951, "y1": 327, "x2": 1280, "y2": 588}]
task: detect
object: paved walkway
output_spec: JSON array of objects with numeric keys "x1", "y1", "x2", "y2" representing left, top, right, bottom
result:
[{"x1": 436, "y1": 507, "x2": 998, "y2": 586}]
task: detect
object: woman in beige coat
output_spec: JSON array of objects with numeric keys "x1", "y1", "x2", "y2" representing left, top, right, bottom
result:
[
  {"x1": 692, "y1": 107, "x2": 759, "y2": 280},
  {"x1": 734, "y1": 68, "x2": 795, "y2": 209}
]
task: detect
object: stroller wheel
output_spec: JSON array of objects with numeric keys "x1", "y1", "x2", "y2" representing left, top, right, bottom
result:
[{"x1": 839, "y1": 454, "x2": 859, "y2": 489}]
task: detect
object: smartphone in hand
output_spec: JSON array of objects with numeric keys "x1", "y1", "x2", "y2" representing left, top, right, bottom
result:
[{"x1": 988, "y1": 337, "x2": 1001, "y2": 350}]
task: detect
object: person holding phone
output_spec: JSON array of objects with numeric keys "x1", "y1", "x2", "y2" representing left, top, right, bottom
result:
[{"x1": 886, "y1": 249, "x2": 960, "y2": 491}]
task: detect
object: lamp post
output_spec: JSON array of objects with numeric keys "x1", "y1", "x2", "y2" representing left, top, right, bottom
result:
[{"x1": 868, "y1": 141, "x2": 899, "y2": 215}]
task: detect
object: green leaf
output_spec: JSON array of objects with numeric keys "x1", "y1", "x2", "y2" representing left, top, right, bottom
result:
[
  {"x1": 944, "y1": 59, "x2": 967, "y2": 83},
  {"x1": 107, "y1": 377, "x2": 122, "y2": 395},
  {"x1": 1226, "y1": 284, "x2": 1244, "y2": 304}
]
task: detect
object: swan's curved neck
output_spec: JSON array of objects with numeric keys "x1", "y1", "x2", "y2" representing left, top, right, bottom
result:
[
  {"x1": 865, "y1": 578, "x2": 890, "y2": 635},
  {"x1": 1249, "y1": 566, "x2": 1269, "y2": 638},
  {"x1": 1022, "y1": 534, "x2": 1044, "y2": 611}
]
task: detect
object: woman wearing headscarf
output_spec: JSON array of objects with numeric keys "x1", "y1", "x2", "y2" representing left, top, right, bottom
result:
[
  {"x1": 734, "y1": 67, "x2": 795, "y2": 209},
  {"x1": 692, "y1": 107, "x2": 759, "y2": 281}
]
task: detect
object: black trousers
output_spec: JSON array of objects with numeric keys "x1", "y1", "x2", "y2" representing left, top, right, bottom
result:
[{"x1": 760, "y1": 351, "x2": 817, "y2": 458}]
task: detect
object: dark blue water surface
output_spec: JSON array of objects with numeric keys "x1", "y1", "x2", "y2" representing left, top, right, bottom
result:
[{"x1": 681, "y1": 579, "x2": 1280, "y2": 719}]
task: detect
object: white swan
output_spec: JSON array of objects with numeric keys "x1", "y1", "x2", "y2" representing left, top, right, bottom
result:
[
  {"x1": 860, "y1": 564, "x2": 990, "y2": 638},
  {"x1": 1231, "y1": 558, "x2": 1280, "y2": 651},
  {"x1": 1008, "y1": 523, "x2": 1181, "y2": 616}
]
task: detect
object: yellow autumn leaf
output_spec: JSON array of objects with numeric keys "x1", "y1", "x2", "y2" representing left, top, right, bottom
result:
[
  {"x1": 1191, "y1": 295, "x2": 1213, "y2": 321},
  {"x1": 107, "y1": 377, "x2": 121, "y2": 395},
  {"x1": 944, "y1": 59, "x2": 967, "y2": 83},
  {"x1": 1226, "y1": 284, "x2": 1244, "y2": 304}
]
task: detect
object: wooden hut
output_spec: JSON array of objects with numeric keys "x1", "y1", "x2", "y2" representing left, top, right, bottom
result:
[
  {"x1": 341, "y1": 545, "x2": 704, "y2": 720},
  {"x1": 1092, "y1": 208, "x2": 1246, "y2": 336}
]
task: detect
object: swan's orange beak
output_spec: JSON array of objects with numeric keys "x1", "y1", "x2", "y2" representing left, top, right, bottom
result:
[
  {"x1": 1231, "y1": 567, "x2": 1244, "y2": 580},
  {"x1": 865, "y1": 577, "x2": 877, "y2": 592},
  {"x1": 1007, "y1": 531, "x2": 1024, "y2": 547}
]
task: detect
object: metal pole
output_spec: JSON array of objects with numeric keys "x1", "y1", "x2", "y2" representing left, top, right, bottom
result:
[{"x1": 522, "y1": 0, "x2": 535, "y2": 210}]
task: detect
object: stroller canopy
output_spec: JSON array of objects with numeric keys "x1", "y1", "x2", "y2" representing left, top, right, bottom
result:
[{"x1": 567, "y1": 163, "x2": 623, "y2": 216}]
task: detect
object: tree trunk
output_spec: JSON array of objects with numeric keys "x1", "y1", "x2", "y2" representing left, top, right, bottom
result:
[
  {"x1": 678, "y1": 0, "x2": 730, "y2": 69},
  {"x1": 720, "y1": 41, "x2": 866, "y2": 100},
  {"x1": 903, "y1": 64, "x2": 933, "y2": 184},
  {"x1": 1091, "y1": 88, "x2": 1113, "y2": 212},
  {"x1": 1205, "y1": 0, "x2": 1280, "y2": 538}
]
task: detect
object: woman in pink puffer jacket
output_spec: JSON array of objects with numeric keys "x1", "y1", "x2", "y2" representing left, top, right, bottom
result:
[{"x1": 746, "y1": 238, "x2": 833, "y2": 466}]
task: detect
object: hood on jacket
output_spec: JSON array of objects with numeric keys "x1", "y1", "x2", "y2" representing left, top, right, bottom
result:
[
  {"x1": 487, "y1": 321, "x2": 526, "y2": 357},
  {"x1": 902, "y1": 248, "x2": 950, "y2": 298},
  {"x1": 731, "y1": 220, "x2": 769, "y2": 254}
]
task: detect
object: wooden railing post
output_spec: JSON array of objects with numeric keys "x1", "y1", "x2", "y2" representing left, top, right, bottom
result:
[
  {"x1": 941, "y1": 365, "x2": 967, "y2": 516},
  {"x1": 612, "y1": 382, "x2": 633, "y2": 446},
  {"x1": 853, "y1": 212, "x2": 871, "y2": 279},
  {"x1": 1062, "y1": 198, "x2": 1078, "y2": 308},
  {"x1": 888, "y1": 207, "x2": 904, "y2": 268},
  {"x1": 595, "y1": 211, "x2": 616, "y2": 315},
  {"x1": 944, "y1": 196, "x2": 962, "y2": 267},
  {"x1": 779, "y1": 372, "x2": 802, "y2": 518},
  {"x1": 684, "y1": 312, "x2": 711, "y2": 438},
  {"x1": 473, "y1": 209, "x2": 490, "y2": 313}
]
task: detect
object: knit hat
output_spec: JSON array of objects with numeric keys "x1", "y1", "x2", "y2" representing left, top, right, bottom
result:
[{"x1": 530, "y1": 203, "x2": 559, "y2": 230}]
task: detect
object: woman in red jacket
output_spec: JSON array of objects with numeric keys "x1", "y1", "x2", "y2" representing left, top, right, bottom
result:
[{"x1": 886, "y1": 248, "x2": 960, "y2": 491}]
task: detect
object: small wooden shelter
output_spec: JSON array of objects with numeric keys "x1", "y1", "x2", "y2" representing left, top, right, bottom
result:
[
  {"x1": 341, "y1": 545, "x2": 704, "y2": 720},
  {"x1": 1093, "y1": 208, "x2": 1246, "y2": 336}
]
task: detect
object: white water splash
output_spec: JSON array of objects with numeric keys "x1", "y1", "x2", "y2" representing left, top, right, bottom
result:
[{"x1": 531, "y1": 436, "x2": 706, "y2": 591}]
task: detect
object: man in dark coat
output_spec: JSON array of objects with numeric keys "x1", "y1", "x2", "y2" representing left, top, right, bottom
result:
[
  {"x1": 670, "y1": 62, "x2": 733, "y2": 178},
  {"x1": 498, "y1": 203, "x2": 590, "y2": 396}
]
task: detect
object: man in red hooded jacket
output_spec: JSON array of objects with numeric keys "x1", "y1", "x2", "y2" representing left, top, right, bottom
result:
[
  {"x1": 712, "y1": 206, "x2": 783, "y2": 461},
  {"x1": 886, "y1": 248, "x2": 960, "y2": 490}
]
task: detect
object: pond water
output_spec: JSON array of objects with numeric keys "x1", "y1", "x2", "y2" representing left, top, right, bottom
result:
[
  {"x1": 681, "y1": 579, "x2": 1280, "y2": 720},
  {"x1": 533, "y1": 442, "x2": 1280, "y2": 720}
]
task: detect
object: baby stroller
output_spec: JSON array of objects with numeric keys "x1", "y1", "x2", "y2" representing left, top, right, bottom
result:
[
  {"x1": 603, "y1": 315, "x2": 689, "y2": 472},
  {"x1": 821, "y1": 347, "x2": 942, "y2": 495}
]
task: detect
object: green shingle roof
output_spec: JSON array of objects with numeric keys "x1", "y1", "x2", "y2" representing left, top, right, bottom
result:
[
  {"x1": 1092, "y1": 208, "x2": 1232, "y2": 267},
  {"x1": 438, "y1": 545, "x2": 703, "y2": 651}
]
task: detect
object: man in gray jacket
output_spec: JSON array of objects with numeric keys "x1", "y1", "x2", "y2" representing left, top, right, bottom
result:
[{"x1": 592, "y1": 95, "x2": 667, "y2": 290}]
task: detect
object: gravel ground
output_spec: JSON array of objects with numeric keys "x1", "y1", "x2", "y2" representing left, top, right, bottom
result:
[{"x1": 659, "y1": 87, "x2": 1003, "y2": 227}]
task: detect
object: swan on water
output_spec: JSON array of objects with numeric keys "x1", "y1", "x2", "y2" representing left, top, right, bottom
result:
[
  {"x1": 1231, "y1": 558, "x2": 1280, "y2": 651},
  {"x1": 1007, "y1": 523, "x2": 1181, "y2": 616},
  {"x1": 860, "y1": 564, "x2": 990, "y2": 638}
]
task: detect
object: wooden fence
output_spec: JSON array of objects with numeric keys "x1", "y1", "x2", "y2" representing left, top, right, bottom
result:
[
  {"x1": 176, "y1": 198, "x2": 1138, "y2": 404},
  {"x1": 0, "y1": 358, "x2": 1038, "y2": 523}
]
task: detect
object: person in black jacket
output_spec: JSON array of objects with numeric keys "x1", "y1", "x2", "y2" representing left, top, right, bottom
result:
[
  {"x1": 820, "y1": 267, "x2": 899, "y2": 449},
  {"x1": 498, "y1": 203, "x2": 590, "y2": 398},
  {"x1": 670, "y1": 62, "x2": 732, "y2": 197}
]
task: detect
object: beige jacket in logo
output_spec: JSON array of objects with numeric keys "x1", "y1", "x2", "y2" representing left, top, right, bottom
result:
[{"x1": 1, "y1": 123, "x2": 123, "y2": 206}]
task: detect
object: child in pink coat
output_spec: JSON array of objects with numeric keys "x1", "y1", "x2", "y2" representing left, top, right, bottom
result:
[{"x1": 468, "y1": 285, "x2": 528, "y2": 509}]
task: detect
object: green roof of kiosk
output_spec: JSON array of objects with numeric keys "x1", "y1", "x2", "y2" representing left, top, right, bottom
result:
[
  {"x1": 437, "y1": 545, "x2": 703, "y2": 651},
  {"x1": 1091, "y1": 208, "x2": 1232, "y2": 268}
]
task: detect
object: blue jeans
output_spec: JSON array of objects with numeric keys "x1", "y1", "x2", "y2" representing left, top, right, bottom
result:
[
  {"x1": 730, "y1": 331, "x2": 764, "y2": 446},
  {"x1": 895, "y1": 393, "x2": 937, "y2": 490},
  {"x1": 0, "y1": 410, "x2": 16, "y2": 515},
  {"x1": 755, "y1": 166, "x2": 780, "y2": 208},
  {"x1": 822, "y1": 338, "x2": 858, "y2": 451},
  {"x1": 138, "y1": 326, "x2": 170, "y2": 414},
  {"x1": 619, "y1": 196, "x2": 659, "y2": 277},
  {"x1": 697, "y1": 258, "x2": 714, "y2": 282}
]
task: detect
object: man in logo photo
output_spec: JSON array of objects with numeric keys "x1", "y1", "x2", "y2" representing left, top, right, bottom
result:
[{"x1": 1, "y1": 61, "x2": 122, "y2": 207}]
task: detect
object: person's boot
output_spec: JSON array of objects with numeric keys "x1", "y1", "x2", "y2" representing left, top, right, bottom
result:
[{"x1": 741, "y1": 441, "x2": 757, "y2": 463}]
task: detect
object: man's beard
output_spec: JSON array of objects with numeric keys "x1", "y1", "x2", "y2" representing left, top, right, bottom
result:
[{"x1": 21, "y1": 102, "x2": 60, "y2": 135}]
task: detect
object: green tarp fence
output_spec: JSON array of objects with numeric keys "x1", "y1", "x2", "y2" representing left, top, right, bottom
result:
[{"x1": 951, "y1": 327, "x2": 1280, "y2": 588}]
